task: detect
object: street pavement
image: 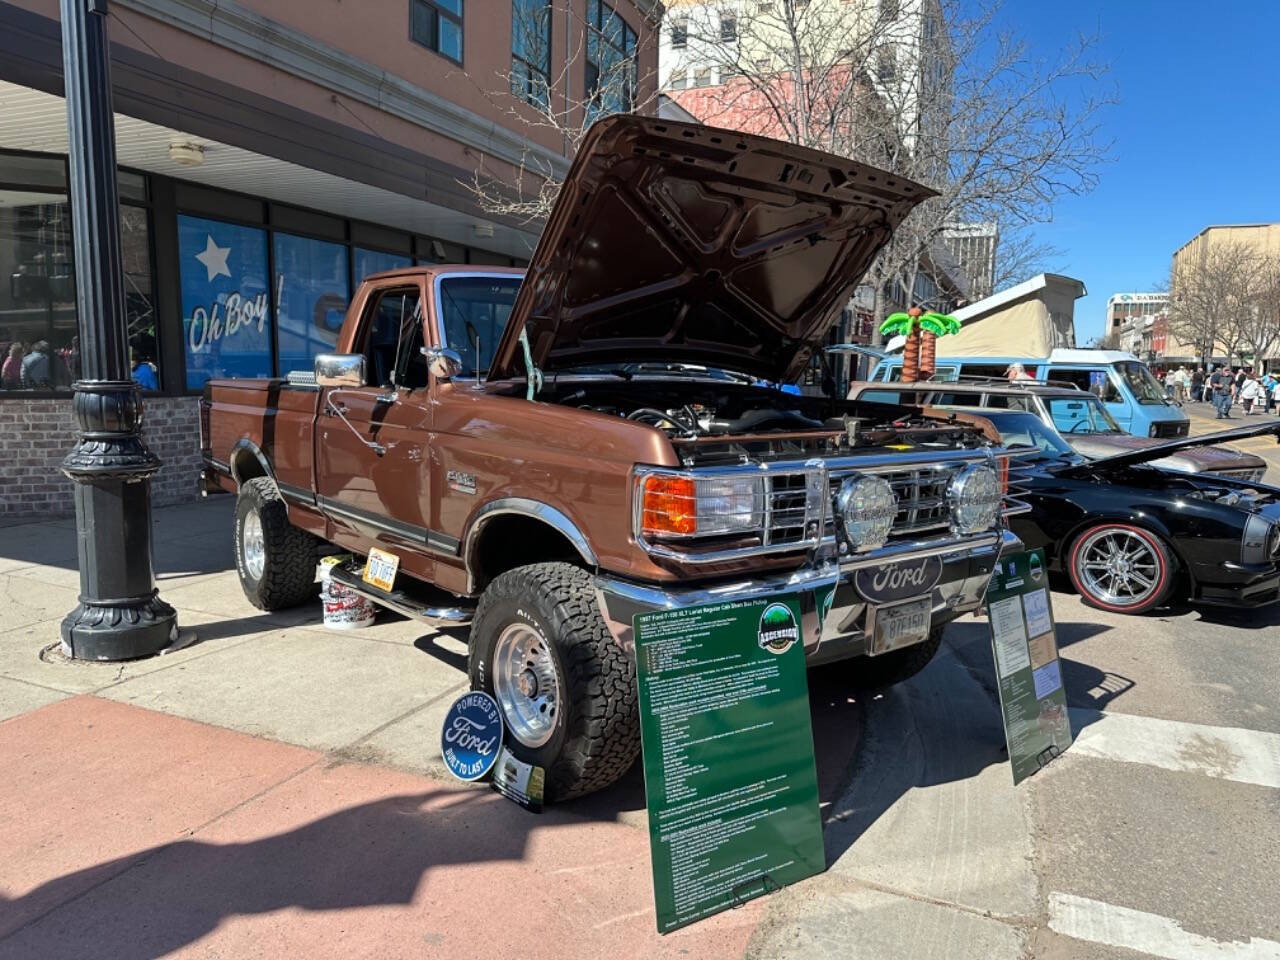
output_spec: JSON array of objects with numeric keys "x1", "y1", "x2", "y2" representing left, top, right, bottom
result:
[{"x1": 1, "y1": 489, "x2": 1278, "y2": 959}]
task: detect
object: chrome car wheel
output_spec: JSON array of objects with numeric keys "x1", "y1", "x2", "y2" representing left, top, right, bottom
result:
[
  {"x1": 492, "y1": 622, "x2": 561, "y2": 748},
  {"x1": 1075, "y1": 528, "x2": 1161, "y2": 608},
  {"x1": 241, "y1": 510, "x2": 266, "y2": 581}
]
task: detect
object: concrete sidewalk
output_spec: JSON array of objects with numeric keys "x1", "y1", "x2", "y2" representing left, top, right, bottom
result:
[{"x1": 0, "y1": 498, "x2": 883, "y2": 959}]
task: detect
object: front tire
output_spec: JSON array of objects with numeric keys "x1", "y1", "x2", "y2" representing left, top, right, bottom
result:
[
  {"x1": 234, "y1": 477, "x2": 320, "y2": 611},
  {"x1": 469, "y1": 562, "x2": 639, "y2": 801},
  {"x1": 1067, "y1": 523, "x2": 1174, "y2": 614}
]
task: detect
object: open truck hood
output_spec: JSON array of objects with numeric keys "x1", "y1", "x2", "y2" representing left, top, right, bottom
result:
[
  {"x1": 1052, "y1": 421, "x2": 1280, "y2": 478},
  {"x1": 489, "y1": 115, "x2": 934, "y2": 383}
]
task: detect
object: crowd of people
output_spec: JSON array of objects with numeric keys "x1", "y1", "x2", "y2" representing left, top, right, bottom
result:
[{"x1": 1155, "y1": 364, "x2": 1280, "y2": 418}]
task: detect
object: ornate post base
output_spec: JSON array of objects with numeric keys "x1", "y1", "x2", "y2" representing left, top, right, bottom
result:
[{"x1": 60, "y1": 381, "x2": 177, "y2": 661}]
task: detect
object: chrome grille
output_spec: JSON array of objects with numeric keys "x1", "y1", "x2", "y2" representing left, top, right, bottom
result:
[{"x1": 765, "y1": 462, "x2": 972, "y2": 545}]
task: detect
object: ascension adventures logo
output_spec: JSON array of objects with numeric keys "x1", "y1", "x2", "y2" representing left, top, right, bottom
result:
[{"x1": 758, "y1": 602, "x2": 799, "y2": 655}]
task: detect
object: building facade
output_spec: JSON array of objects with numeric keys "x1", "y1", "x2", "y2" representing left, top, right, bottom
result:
[
  {"x1": 942, "y1": 222, "x2": 998, "y2": 302},
  {"x1": 1105, "y1": 292, "x2": 1169, "y2": 336},
  {"x1": 0, "y1": 0, "x2": 661, "y2": 520}
]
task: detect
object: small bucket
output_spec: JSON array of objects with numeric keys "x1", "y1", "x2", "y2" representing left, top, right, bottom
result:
[{"x1": 318, "y1": 556, "x2": 376, "y2": 630}]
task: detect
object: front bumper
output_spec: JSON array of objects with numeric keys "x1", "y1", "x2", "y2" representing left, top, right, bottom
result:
[
  {"x1": 595, "y1": 528, "x2": 1021, "y2": 664},
  {"x1": 1194, "y1": 562, "x2": 1280, "y2": 608}
]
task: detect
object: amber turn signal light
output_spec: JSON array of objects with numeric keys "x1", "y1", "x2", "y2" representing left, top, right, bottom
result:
[{"x1": 640, "y1": 474, "x2": 697, "y2": 536}]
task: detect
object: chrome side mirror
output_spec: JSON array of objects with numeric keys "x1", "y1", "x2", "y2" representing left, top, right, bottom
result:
[
  {"x1": 314, "y1": 353, "x2": 366, "y2": 388},
  {"x1": 421, "y1": 346, "x2": 464, "y2": 380}
]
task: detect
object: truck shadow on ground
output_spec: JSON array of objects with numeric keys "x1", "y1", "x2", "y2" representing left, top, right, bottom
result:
[
  {"x1": 0, "y1": 788, "x2": 601, "y2": 960},
  {"x1": 819, "y1": 618, "x2": 1127, "y2": 867}
]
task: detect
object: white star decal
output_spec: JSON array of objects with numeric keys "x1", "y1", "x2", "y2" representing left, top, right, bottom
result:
[{"x1": 194, "y1": 235, "x2": 231, "y2": 283}]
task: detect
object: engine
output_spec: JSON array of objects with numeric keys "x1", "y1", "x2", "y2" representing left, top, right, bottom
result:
[{"x1": 542, "y1": 377, "x2": 986, "y2": 467}]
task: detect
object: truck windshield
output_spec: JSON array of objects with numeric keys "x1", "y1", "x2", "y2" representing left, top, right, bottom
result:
[
  {"x1": 1044, "y1": 396, "x2": 1124, "y2": 434},
  {"x1": 438, "y1": 276, "x2": 522, "y2": 379},
  {"x1": 1117, "y1": 360, "x2": 1169, "y2": 405}
]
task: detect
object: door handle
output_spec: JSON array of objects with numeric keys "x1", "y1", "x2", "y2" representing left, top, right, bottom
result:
[{"x1": 328, "y1": 402, "x2": 347, "y2": 416}]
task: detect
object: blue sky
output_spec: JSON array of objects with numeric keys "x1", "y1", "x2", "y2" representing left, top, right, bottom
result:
[{"x1": 987, "y1": 0, "x2": 1280, "y2": 343}]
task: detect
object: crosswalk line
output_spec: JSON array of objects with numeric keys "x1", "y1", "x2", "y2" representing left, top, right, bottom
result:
[
  {"x1": 1068, "y1": 709, "x2": 1280, "y2": 789},
  {"x1": 1049, "y1": 892, "x2": 1280, "y2": 960}
]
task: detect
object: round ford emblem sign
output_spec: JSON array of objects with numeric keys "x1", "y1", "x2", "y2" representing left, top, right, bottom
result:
[
  {"x1": 440, "y1": 691, "x2": 504, "y2": 782},
  {"x1": 854, "y1": 556, "x2": 944, "y2": 604}
]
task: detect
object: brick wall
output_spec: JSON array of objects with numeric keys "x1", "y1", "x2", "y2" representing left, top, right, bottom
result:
[{"x1": 0, "y1": 396, "x2": 202, "y2": 521}]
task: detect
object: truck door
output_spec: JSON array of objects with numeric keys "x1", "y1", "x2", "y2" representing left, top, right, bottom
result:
[{"x1": 316, "y1": 283, "x2": 437, "y2": 579}]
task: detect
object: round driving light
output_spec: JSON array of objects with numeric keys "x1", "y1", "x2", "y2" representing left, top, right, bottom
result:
[
  {"x1": 948, "y1": 464, "x2": 1002, "y2": 535},
  {"x1": 837, "y1": 475, "x2": 897, "y2": 551}
]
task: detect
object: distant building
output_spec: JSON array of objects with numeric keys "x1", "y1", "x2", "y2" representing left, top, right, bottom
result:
[
  {"x1": 1105, "y1": 293, "x2": 1169, "y2": 336},
  {"x1": 942, "y1": 222, "x2": 999, "y2": 301}
]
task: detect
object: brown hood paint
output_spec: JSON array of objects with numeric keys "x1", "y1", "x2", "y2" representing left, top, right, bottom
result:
[{"x1": 489, "y1": 115, "x2": 935, "y2": 383}]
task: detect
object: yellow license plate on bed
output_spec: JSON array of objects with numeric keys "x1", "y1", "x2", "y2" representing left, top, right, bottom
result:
[
  {"x1": 362, "y1": 548, "x2": 399, "y2": 592},
  {"x1": 869, "y1": 597, "x2": 932, "y2": 655}
]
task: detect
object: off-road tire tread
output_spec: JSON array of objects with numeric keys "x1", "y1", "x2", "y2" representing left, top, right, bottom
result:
[
  {"x1": 847, "y1": 624, "x2": 944, "y2": 689},
  {"x1": 470, "y1": 562, "x2": 639, "y2": 801},
  {"x1": 235, "y1": 477, "x2": 319, "y2": 611}
]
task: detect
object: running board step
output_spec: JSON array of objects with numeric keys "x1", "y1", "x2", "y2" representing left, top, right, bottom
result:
[{"x1": 329, "y1": 566, "x2": 474, "y2": 628}]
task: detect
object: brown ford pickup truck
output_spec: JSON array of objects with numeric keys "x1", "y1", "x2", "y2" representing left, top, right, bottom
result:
[{"x1": 201, "y1": 115, "x2": 1020, "y2": 800}]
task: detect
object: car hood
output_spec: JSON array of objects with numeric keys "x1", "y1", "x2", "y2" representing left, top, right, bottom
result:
[
  {"x1": 1066, "y1": 433, "x2": 1265, "y2": 471},
  {"x1": 1052, "y1": 422, "x2": 1280, "y2": 477},
  {"x1": 489, "y1": 115, "x2": 934, "y2": 383}
]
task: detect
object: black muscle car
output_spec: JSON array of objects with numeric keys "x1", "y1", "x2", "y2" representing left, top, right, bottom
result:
[{"x1": 982, "y1": 411, "x2": 1280, "y2": 613}]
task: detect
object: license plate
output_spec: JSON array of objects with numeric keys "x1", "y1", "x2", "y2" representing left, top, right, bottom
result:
[
  {"x1": 869, "y1": 597, "x2": 932, "y2": 655},
  {"x1": 362, "y1": 547, "x2": 400, "y2": 592}
]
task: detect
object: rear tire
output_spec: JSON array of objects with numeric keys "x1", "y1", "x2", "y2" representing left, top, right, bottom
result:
[
  {"x1": 1067, "y1": 523, "x2": 1174, "y2": 615},
  {"x1": 469, "y1": 562, "x2": 639, "y2": 802},
  {"x1": 234, "y1": 477, "x2": 320, "y2": 611}
]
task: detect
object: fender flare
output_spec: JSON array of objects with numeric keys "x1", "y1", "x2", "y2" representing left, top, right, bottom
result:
[
  {"x1": 228, "y1": 438, "x2": 278, "y2": 493},
  {"x1": 462, "y1": 498, "x2": 598, "y2": 593}
]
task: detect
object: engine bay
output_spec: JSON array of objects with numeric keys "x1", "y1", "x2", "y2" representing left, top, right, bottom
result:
[{"x1": 540, "y1": 376, "x2": 988, "y2": 466}]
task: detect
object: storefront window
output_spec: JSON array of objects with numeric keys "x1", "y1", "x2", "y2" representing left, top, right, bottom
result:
[
  {"x1": 122, "y1": 206, "x2": 159, "y2": 391},
  {"x1": 0, "y1": 191, "x2": 77, "y2": 390},
  {"x1": 274, "y1": 232, "x2": 350, "y2": 376},
  {"x1": 178, "y1": 214, "x2": 272, "y2": 390},
  {"x1": 353, "y1": 247, "x2": 413, "y2": 284}
]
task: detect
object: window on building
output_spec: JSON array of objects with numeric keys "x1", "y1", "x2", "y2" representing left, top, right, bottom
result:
[
  {"x1": 354, "y1": 247, "x2": 413, "y2": 285},
  {"x1": 178, "y1": 215, "x2": 272, "y2": 391},
  {"x1": 511, "y1": 0, "x2": 551, "y2": 108},
  {"x1": 585, "y1": 0, "x2": 638, "y2": 122},
  {"x1": 694, "y1": 67, "x2": 712, "y2": 88},
  {"x1": 0, "y1": 153, "x2": 156, "y2": 394},
  {"x1": 720, "y1": 14, "x2": 737, "y2": 42},
  {"x1": 720, "y1": 63, "x2": 739, "y2": 80},
  {"x1": 671, "y1": 18, "x2": 687, "y2": 48},
  {"x1": 756, "y1": 1, "x2": 774, "y2": 12},
  {"x1": 880, "y1": 0, "x2": 900, "y2": 17},
  {"x1": 410, "y1": 0, "x2": 463, "y2": 64},
  {"x1": 877, "y1": 45, "x2": 896, "y2": 82},
  {"x1": 668, "y1": 68, "x2": 687, "y2": 90},
  {"x1": 273, "y1": 232, "x2": 351, "y2": 376}
]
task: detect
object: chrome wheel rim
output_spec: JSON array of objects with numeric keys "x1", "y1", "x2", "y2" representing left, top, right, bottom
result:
[
  {"x1": 242, "y1": 510, "x2": 265, "y2": 581},
  {"x1": 1077, "y1": 529, "x2": 1160, "y2": 607},
  {"x1": 492, "y1": 622, "x2": 561, "y2": 748}
]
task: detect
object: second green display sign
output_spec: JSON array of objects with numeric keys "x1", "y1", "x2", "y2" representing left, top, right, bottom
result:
[{"x1": 635, "y1": 595, "x2": 825, "y2": 933}]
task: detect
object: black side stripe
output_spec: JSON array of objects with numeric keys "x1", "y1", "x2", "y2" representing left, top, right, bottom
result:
[{"x1": 313, "y1": 494, "x2": 460, "y2": 557}]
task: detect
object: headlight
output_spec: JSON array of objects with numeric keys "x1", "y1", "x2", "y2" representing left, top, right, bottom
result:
[
  {"x1": 693, "y1": 475, "x2": 764, "y2": 535},
  {"x1": 836, "y1": 475, "x2": 897, "y2": 551},
  {"x1": 1149, "y1": 424, "x2": 1159, "y2": 437},
  {"x1": 948, "y1": 464, "x2": 1002, "y2": 534},
  {"x1": 638, "y1": 473, "x2": 763, "y2": 537}
]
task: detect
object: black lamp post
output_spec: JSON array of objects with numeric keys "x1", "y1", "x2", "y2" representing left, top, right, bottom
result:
[{"x1": 58, "y1": 0, "x2": 177, "y2": 660}]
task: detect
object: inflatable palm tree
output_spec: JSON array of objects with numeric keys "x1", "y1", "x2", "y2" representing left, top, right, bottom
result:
[
  {"x1": 879, "y1": 307, "x2": 923, "y2": 382},
  {"x1": 918, "y1": 312, "x2": 960, "y2": 379}
]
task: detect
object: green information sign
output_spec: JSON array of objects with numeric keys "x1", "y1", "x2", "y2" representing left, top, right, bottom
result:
[
  {"x1": 985, "y1": 549, "x2": 1073, "y2": 784},
  {"x1": 634, "y1": 595, "x2": 825, "y2": 933}
]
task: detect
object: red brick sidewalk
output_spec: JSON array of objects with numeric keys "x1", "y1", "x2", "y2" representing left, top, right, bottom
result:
[{"x1": 0, "y1": 696, "x2": 764, "y2": 960}]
